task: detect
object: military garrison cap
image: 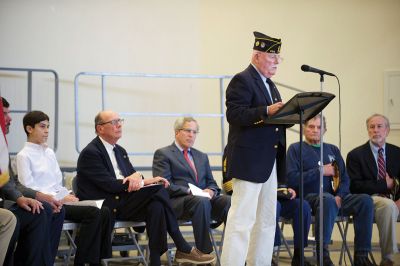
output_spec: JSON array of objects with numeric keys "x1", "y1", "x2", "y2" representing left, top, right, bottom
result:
[{"x1": 253, "y1": 31, "x2": 281, "y2": 53}]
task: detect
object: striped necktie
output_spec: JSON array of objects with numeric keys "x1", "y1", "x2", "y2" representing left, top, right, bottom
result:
[
  {"x1": 377, "y1": 148, "x2": 386, "y2": 180},
  {"x1": 183, "y1": 149, "x2": 198, "y2": 183}
]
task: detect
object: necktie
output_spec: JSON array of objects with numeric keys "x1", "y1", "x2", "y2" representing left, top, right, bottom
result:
[
  {"x1": 183, "y1": 149, "x2": 198, "y2": 183},
  {"x1": 377, "y1": 148, "x2": 386, "y2": 180},
  {"x1": 114, "y1": 147, "x2": 127, "y2": 177},
  {"x1": 267, "y1": 78, "x2": 278, "y2": 103}
]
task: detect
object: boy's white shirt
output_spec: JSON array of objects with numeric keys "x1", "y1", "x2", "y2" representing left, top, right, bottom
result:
[{"x1": 16, "y1": 142, "x2": 65, "y2": 196}]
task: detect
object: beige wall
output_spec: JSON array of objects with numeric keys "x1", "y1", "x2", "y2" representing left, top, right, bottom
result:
[{"x1": 1, "y1": 0, "x2": 399, "y2": 168}]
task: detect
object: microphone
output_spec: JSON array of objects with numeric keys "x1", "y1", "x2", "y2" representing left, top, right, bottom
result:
[{"x1": 301, "y1": 65, "x2": 335, "y2": 76}]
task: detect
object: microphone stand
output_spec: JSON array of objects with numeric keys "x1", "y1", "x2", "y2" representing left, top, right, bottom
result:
[
  {"x1": 263, "y1": 89, "x2": 335, "y2": 266},
  {"x1": 298, "y1": 76, "x2": 326, "y2": 266},
  {"x1": 299, "y1": 109, "x2": 305, "y2": 266},
  {"x1": 298, "y1": 75, "x2": 327, "y2": 266},
  {"x1": 318, "y1": 73, "x2": 325, "y2": 266}
]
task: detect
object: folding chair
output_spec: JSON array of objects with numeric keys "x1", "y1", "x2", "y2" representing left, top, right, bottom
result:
[
  {"x1": 102, "y1": 220, "x2": 148, "y2": 266},
  {"x1": 275, "y1": 216, "x2": 294, "y2": 261},
  {"x1": 57, "y1": 220, "x2": 79, "y2": 266},
  {"x1": 335, "y1": 216, "x2": 354, "y2": 266},
  {"x1": 166, "y1": 220, "x2": 225, "y2": 266},
  {"x1": 309, "y1": 216, "x2": 353, "y2": 265},
  {"x1": 209, "y1": 221, "x2": 226, "y2": 266},
  {"x1": 343, "y1": 216, "x2": 399, "y2": 266}
]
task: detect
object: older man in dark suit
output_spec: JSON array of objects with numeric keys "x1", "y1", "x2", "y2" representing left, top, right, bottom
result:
[
  {"x1": 347, "y1": 114, "x2": 400, "y2": 266},
  {"x1": 76, "y1": 110, "x2": 215, "y2": 266},
  {"x1": 220, "y1": 31, "x2": 287, "y2": 266},
  {"x1": 152, "y1": 117, "x2": 230, "y2": 254}
]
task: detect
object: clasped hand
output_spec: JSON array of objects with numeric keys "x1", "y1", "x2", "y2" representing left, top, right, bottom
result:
[
  {"x1": 16, "y1": 196, "x2": 44, "y2": 214},
  {"x1": 145, "y1": 176, "x2": 170, "y2": 188},
  {"x1": 323, "y1": 164, "x2": 335, "y2": 176},
  {"x1": 123, "y1": 173, "x2": 170, "y2": 192}
]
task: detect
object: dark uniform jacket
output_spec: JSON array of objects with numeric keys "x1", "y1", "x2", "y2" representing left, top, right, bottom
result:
[
  {"x1": 76, "y1": 136, "x2": 133, "y2": 219},
  {"x1": 346, "y1": 141, "x2": 400, "y2": 200},
  {"x1": 225, "y1": 64, "x2": 286, "y2": 183}
]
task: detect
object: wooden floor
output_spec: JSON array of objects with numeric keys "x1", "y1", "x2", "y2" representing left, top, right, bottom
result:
[
  {"x1": 55, "y1": 228, "x2": 400, "y2": 266},
  {"x1": 56, "y1": 241, "x2": 400, "y2": 265},
  {"x1": 274, "y1": 240, "x2": 400, "y2": 266}
]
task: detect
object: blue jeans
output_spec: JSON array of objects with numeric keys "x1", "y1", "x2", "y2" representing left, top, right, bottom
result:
[
  {"x1": 274, "y1": 198, "x2": 311, "y2": 248},
  {"x1": 305, "y1": 193, "x2": 373, "y2": 252}
]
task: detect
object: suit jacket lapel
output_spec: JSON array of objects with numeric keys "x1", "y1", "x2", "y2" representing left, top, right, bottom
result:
[
  {"x1": 95, "y1": 136, "x2": 117, "y2": 179},
  {"x1": 191, "y1": 149, "x2": 201, "y2": 180},
  {"x1": 171, "y1": 143, "x2": 197, "y2": 182},
  {"x1": 385, "y1": 144, "x2": 395, "y2": 177},
  {"x1": 362, "y1": 142, "x2": 377, "y2": 177},
  {"x1": 248, "y1": 65, "x2": 273, "y2": 105},
  {"x1": 267, "y1": 79, "x2": 282, "y2": 103}
]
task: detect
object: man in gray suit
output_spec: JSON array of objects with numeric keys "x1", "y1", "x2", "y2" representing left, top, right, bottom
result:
[{"x1": 152, "y1": 117, "x2": 231, "y2": 254}]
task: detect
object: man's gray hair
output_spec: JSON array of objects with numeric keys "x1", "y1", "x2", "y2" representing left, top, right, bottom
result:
[
  {"x1": 174, "y1": 117, "x2": 199, "y2": 131},
  {"x1": 366, "y1": 113, "x2": 390, "y2": 129},
  {"x1": 94, "y1": 112, "x2": 104, "y2": 134},
  {"x1": 305, "y1": 114, "x2": 327, "y2": 130}
]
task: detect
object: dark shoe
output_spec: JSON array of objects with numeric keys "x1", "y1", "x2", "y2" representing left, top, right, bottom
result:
[
  {"x1": 379, "y1": 259, "x2": 394, "y2": 266},
  {"x1": 175, "y1": 247, "x2": 215, "y2": 264},
  {"x1": 291, "y1": 255, "x2": 313, "y2": 266},
  {"x1": 272, "y1": 257, "x2": 278, "y2": 266},
  {"x1": 354, "y1": 254, "x2": 375, "y2": 266},
  {"x1": 317, "y1": 255, "x2": 334, "y2": 266}
]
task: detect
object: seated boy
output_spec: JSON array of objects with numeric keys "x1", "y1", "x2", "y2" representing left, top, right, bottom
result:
[{"x1": 16, "y1": 111, "x2": 113, "y2": 266}]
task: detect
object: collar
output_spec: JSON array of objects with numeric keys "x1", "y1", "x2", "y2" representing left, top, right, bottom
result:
[
  {"x1": 251, "y1": 63, "x2": 267, "y2": 83},
  {"x1": 369, "y1": 141, "x2": 386, "y2": 154},
  {"x1": 174, "y1": 141, "x2": 191, "y2": 153},
  {"x1": 99, "y1": 136, "x2": 115, "y2": 153},
  {"x1": 305, "y1": 140, "x2": 321, "y2": 148},
  {"x1": 24, "y1": 141, "x2": 48, "y2": 151}
]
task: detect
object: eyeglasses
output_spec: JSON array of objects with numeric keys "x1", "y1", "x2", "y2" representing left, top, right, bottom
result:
[
  {"x1": 180, "y1": 128, "x2": 199, "y2": 134},
  {"x1": 98, "y1": 118, "x2": 124, "y2": 126},
  {"x1": 266, "y1": 53, "x2": 283, "y2": 62}
]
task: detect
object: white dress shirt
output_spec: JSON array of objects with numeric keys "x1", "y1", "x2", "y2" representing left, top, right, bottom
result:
[
  {"x1": 16, "y1": 142, "x2": 67, "y2": 197},
  {"x1": 98, "y1": 136, "x2": 124, "y2": 179}
]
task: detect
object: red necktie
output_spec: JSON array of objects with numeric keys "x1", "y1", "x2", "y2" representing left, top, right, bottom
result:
[
  {"x1": 183, "y1": 149, "x2": 198, "y2": 183},
  {"x1": 377, "y1": 148, "x2": 386, "y2": 180}
]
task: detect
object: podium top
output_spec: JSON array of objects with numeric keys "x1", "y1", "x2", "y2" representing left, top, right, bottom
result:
[{"x1": 264, "y1": 92, "x2": 335, "y2": 125}]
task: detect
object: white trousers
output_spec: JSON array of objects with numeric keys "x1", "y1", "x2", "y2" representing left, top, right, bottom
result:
[
  {"x1": 372, "y1": 196, "x2": 399, "y2": 258},
  {"x1": 221, "y1": 162, "x2": 277, "y2": 266}
]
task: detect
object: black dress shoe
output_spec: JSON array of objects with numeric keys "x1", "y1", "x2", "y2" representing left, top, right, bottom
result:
[
  {"x1": 317, "y1": 255, "x2": 334, "y2": 266},
  {"x1": 291, "y1": 255, "x2": 313, "y2": 266},
  {"x1": 354, "y1": 255, "x2": 375, "y2": 266}
]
